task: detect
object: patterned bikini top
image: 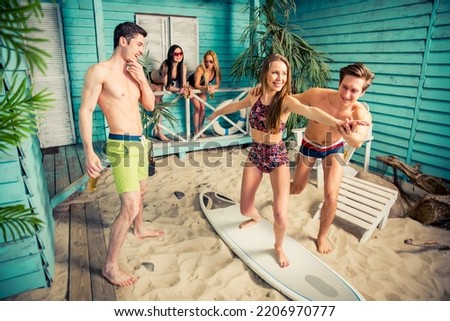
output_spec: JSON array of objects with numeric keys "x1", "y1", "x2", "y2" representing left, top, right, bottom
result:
[{"x1": 249, "y1": 97, "x2": 285, "y2": 133}]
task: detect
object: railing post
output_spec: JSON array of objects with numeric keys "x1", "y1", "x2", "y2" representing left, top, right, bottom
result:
[{"x1": 185, "y1": 95, "x2": 190, "y2": 141}]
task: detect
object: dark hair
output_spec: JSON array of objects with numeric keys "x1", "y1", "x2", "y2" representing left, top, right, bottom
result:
[
  {"x1": 113, "y1": 22, "x2": 147, "y2": 49},
  {"x1": 260, "y1": 54, "x2": 291, "y2": 133},
  {"x1": 339, "y1": 63, "x2": 375, "y2": 92},
  {"x1": 163, "y1": 45, "x2": 184, "y2": 89}
]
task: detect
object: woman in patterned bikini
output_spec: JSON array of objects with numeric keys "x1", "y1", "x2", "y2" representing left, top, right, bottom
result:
[{"x1": 207, "y1": 54, "x2": 367, "y2": 268}]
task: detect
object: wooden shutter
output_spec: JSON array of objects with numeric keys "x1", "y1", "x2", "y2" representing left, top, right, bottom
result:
[
  {"x1": 136, "y1": 14, "x2": 198, "y2": 75},
  {"x1": 28, "y1": 3, "x2": 75, "y2": 148},
  {"x1": 136, "y1": 14, "x2": 168, "y2": 73},
  {"x1": 170, "y1": 16, "x2": 198, "y2": 74}
]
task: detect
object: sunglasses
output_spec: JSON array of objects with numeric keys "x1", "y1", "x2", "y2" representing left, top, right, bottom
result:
[
  {"x1": 173, "y1": 52, "x2": 183, "y2": 57},
  {"x1": 205, "y1": 60, "x2": 214, "y2": 64}
]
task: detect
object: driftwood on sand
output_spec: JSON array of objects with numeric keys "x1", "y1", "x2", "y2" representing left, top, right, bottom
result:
[
  {"x1": 376, "y1": 155, "x2": 450, "y2": 226},
  {"x1": 376, "y1": 156, "x2": 450, "y2": 195},
  {"x1": 404, "y1": 238, "x2": 450, "y2": 251}
]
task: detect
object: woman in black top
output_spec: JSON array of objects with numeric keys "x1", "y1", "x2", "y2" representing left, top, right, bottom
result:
[
  {"x1": 149, "y1": 45, "x2": 187, "y2": 141},
  {"x1": 187, "y1": 50, "x2": 221, "y2": 138}
]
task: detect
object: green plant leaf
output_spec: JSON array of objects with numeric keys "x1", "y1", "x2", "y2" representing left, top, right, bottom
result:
[
  {"x1": 0, "y1": 205, "x2": 44, "y2": 242},
  {"x1": 142, "y1": 101, "x2": 179, "y2": 132},
  {"x1": 0, "y1": 74, "x2": 53, "y2": 150},
  {"x1": 231, "y1": 0, "x2": 332, "y2": 141},
  {"x1": 138, "y1": 51, "x2": 179, "y2": 137},
  {"x1": 1, "y1": 0, "x2": 48, "y2": 74},
  {"x1": 0, "y1": 0, "x2": 52, "y2": 242}
]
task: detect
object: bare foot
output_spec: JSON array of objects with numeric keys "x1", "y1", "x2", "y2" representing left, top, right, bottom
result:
[
  {"x1": 275, "y1": 247, "x2": 290, "y2": 268},
  {"x1": 134, "y1": 229, "x2": 165, "y2": 239},
  {"x1": 154, "y1": 130, "x2": 170, "y2": 142},
  {"x1": 157, "y1": 135, "x2": 170, "y2": 142},
  {"x1": 316, "y1": 237, "x2": 333, "y2": 254},
  {"x1": 102, "y1": 267, "x2": 137, "y2": 287},
  {"x1": 239, "y1": 218, "x2": 260, "y2": 229},
  {"x1": 194, "y1": 131, "x2": 206, "y2": 138}
]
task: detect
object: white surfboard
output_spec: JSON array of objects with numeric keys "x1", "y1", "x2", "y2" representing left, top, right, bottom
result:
[{"x1": 200, "y1": 191, "x2": 365, "y2": 301}]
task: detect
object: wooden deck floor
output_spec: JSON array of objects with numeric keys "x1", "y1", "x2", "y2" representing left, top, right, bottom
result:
[
  {"x1": 68, "y1": 201, "x2": 116, "y2": 300},
  {"x1": 38, "y1": 138, "x2": 251, "y2": 301},
  {"x1": 42, "y1": 142, "x2": 104, "y2": 208},
  {"x1": 41, "y1": 143, "x2": 116, "y2": 300}
]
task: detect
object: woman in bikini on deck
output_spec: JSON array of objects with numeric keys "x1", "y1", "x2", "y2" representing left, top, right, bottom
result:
[
  {"x1": 148, "y1": 44, "x2": 187, "y2": 141},
  {"x1": 207, "y1": 54, "x2": 367, "y2": 268},
  {"x1": 188, "y1": 50, "x2": 222, "y2": 137}
]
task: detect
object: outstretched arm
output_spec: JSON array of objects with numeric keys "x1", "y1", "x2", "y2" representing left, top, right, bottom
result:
[
  {"x1": 339, "y1": 105, "x2": 372, "y2": 148},
  {"x1": 285, "y1": 96, "x2": 368, "y2": 129},
  {"x1": 285, "y1": 96, "x2": 341, "y2": 127},
  {"x1": 207, "y1": 94, "x2": 252, "y2": 121}
]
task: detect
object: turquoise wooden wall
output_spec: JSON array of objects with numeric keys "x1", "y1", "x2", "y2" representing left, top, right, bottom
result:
[
  {"x1": 0, "y1": 16, "x2": 55, "y2": 299},
  {"x1": 0, "y1": 57, "x2": 55, "y2": 297},
  {"x1": 294, "y1": 0, "x2": 450, "y2": 180},
  {"x1": 0, "y1": 137, "x2": 55, "y2": 299},
  {"x1": 57, "y1": 0, "x2": 250, "y2": 143}
]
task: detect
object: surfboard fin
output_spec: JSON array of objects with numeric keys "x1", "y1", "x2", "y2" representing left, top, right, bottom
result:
[{"x1": 202, "y1": 192, "x2": 236, "y2": 210}]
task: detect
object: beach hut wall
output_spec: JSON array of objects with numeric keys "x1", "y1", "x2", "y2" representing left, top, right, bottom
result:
[
  {"x1": 293, "y1": 0, "x2": 450, "y2": 180},
  {"x1": 0, "y1": 137, "x2": 54, "y2": 299}
]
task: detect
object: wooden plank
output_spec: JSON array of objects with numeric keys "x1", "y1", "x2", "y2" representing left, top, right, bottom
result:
[
  {"x1": 69, "y1": 203, "x2": 92, "y2": 301},
  {"x1": 0, "y1": 253, "x2": 44, "y2": 280},
  {"x1": 54, "y1": 146, "x2": 70, "y2": 195},
  {"x1": 0, "y1": 181, "x2": 27, "y2": 205},
  {"x1": 42, "y1": 153, "x2": 55, "y2": 197},
  {"x1": 0, "y1": 236, "x2": 39, "y2": 262},
  {"x1": 0, "y1": 161, "x2": 22, "y2": 183},
  {"x1": 49, "y1": 143, "x2": 96, "y2": 208},
  {"x1": 65, "y1": 144, "x2": 84, "y2": 183},
  {"x1": 85, "y1": 201, "x2": 116, "y2": 301},
  {"x1": 337, "y1": 195, "x2": 380, "y2": 218},
  {"x1": 0, "y1": 270, "x2": 48, "y2": 299},
  {"x1": 339, "y1": 189, "x2": 390, "y2": 211},
  {"x1": 342, "y1": 175, "x2": 399, "y2": 195},
  {"x1": 335, "y1": 209, "x2": 372, "y2": 231},
  {"x1": 75, "y1": 143, "x2": 87, "y2": 174},
  {"x1": 51, "y1": 175, "x2": 89, "y2": 209}
]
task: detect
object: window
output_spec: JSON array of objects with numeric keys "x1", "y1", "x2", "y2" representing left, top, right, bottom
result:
[
  {"x1": 28, "y1": 3, "x2": 75, "y2": 148},
  {"x1": 136, "y1": 14, "x2": 198, "y2": 75}
]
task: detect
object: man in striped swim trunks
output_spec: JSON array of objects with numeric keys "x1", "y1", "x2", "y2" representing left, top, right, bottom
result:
[{"x1": 291, "y1": 63, "x2": 374, "y2": 254}]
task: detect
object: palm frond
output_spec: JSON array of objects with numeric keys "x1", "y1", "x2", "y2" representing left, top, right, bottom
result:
[
  {"x1": 0, "y1": 75, "x2": 54, "y2": 150},
  {"x1": 0, "y1": 0, "x2": 52, "y2": 242},
  {"x1": 137, "y1": 52, "x2": 179, "y2": 136},
  {"x1": 143, "y1": 102, "x2": 179, "y2": 128},
  {"x1": 231, "y1": 0, "x2": 331, "y2": 92},
  {"x1": 231, "y1": 0, "x2": 332, "y2": 140},
  {"x1": 0, "y1": 0, "x2": 48, "y2": 74},
  {"x1": 0, "y1": 205, "x2": 44, "y2": 242}
]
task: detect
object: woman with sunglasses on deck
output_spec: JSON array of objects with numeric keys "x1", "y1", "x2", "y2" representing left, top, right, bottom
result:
[
  {"x1": 187, "y1": 50, "x2": 222, "y2": 138},
  {"x1": 148, "y1": 44, "x2": 187, "y2": 141}
]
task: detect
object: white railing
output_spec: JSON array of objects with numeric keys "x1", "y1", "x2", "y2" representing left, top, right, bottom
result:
[{"x1": 143, "y1": 87, "x2": 252, "y2": 143}]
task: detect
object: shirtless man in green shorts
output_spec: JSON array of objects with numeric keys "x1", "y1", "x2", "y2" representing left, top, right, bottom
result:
[{"x1": 79, "y1": 22, "x2": 164, "y2": 287}]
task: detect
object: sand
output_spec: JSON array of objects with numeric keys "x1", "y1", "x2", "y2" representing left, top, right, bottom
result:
[{"x1": 10, "y1": 146, "x2": 450, "y2": 301}]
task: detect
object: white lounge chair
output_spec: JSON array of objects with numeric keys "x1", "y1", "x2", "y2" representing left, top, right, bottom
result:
[{"x1": 313, "y1": 175, "x2": 398, "y2": 243}]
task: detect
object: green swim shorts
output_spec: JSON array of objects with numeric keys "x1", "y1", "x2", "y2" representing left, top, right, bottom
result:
[{"x1": 106, "y1": 135, "x2": 150, "y2": 194}]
